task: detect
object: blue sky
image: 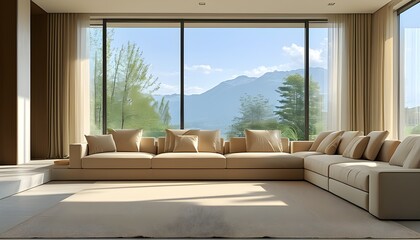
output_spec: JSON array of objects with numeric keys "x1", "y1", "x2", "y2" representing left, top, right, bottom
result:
[{"x1": 109, "y1": 25, "x2": 328, "y2": 95}]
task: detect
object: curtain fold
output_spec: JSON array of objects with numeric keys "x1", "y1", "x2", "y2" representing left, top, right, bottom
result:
[
  {"x1": 328, "y1": 14, "x2": 371, "y2": 133},
  {"x1": 47, "y1": 14, "x2": 90, "y2": 158},
  {"x1": 370, "y1": 1, "x2": 401, "y2": 139}
]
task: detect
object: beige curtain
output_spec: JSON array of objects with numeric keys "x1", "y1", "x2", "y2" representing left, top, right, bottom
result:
[
  {"x1": 47, "y1": 14, "x2": 90, "y2": 158},
  {"x1": 328, "y1": 14, "x2": 372, "y2": 133},
  {"x1": 369, "y1": 1, "x2": 400, "y2": 139}
]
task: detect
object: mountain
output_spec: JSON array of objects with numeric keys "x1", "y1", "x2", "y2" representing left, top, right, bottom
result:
[{"x1": 154, "y1": 67, "x2": 328, "y2": 134}]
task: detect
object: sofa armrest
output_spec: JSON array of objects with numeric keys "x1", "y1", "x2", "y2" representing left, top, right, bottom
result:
[
  {"x1": 69, "y1": 143, "x2": 88, "y2": 169},
  {"x1": 369, "y1": 168, "x2": 420, "y2": 219},
  {"x1": 157, "y1": 137, "x2": 166, "y2": 154},
  {"x1": 290, "y1": 141, "x2": 313, "y2": 153}
]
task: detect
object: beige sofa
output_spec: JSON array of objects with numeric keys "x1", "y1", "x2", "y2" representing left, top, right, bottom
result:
[{"x1": 53, "y1": 133, "x2": 420, "y2": 219}]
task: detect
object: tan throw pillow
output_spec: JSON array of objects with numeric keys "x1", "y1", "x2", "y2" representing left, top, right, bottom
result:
[
  {"x1": 309, "y1": 131, "x2": 334, "y2": 151},
  {"x1": 245, "y1": 129, "x2": 282, "y2": 152},
  {"x1": 316, "y1": 131, "x2": 344, "y2": 154},
  {"x1": 198, "y1": 130, "x2": 222, "y2": 153},
  {"x1": 108, "y1": 129, "x2": 142, "y2": 152},
  {"x1": 85, "y1": 134, "x2": 116, "y2": 155},
  {"x1": 337, "y1": 131, "x2": 363, "y2": 155},
  {"x1": 164, "y1": 129, "x2": 200, "y2": 152},
  {"x1": 362, "y1": 131, "x2": 389, "y2": 160},
  {"x1": 390, "y1": 136, "x2": 420, "y2": 168},
  {"x1": 342, "y1": 136, "x2": 370, "y2": 159},
  {"x1": 173, "y1": 135, "x2": 199, "y2": 152}
]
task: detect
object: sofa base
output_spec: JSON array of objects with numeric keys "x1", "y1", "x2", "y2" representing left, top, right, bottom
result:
[
  {"x1": 304, "y1": 170, "x2": 328, "y2": 190},
  {"x1": 51, "y1": 168, "x2": 303, "y2": 180},
  {"x1": 329, "y1": 179, "x2": 369, "y2": 210}
]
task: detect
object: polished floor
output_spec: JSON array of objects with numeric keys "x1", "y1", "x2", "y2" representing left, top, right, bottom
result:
[{"x1": 0, "y1": 161, "x2": 419, "y2": 239}]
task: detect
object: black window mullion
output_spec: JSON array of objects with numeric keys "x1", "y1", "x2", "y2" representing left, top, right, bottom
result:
[
  {"x1": 304, "y1": 21, "x2": 310, "y2": 140},
  {"x1": 180, "y1": 20, "x2": 185, "y2": 129},
  {"x1": 102, "y1": 20, "x2": 107, "y2": 134}
]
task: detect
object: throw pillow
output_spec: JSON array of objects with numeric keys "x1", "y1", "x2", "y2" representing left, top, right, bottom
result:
[
  {"x1": 390, "y1": 136, "x2": 420, "y2": 167},
  {"x1": 164, "y1": 129, "x2": 200, "y2": 152},
  {"x1": 198, "y1": 130, "x2": 222, "y2": 153},
  {"x1": 309, "y1": 131, "x2": 334, "y2": 151},
  {"x1": 173, "y1": 135, "x2": 199, "y2": 152},
  {"x1": 342, "y1": 136, "x2": 370, "y2": 159},
  {"x1": 362, "y1": 131, "x2": 389, "y2": 160},
  {"x1": 245, "y1": 129, "x2": 282, "y2": 152},
  {"x1": 108, "y1": 129, "x2": 142, "y2": 152},
  {"x1": 316, "y1": 131, "x2": 344, "y2": 154},
  {"x1": 337, "y1": 131, "x2": 363, "y2": 155},
  {"x1": 85, "y1": 134, "x2": 116, "y2": 155}
]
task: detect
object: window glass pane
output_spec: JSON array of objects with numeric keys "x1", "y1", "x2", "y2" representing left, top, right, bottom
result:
[
  {"x1": 184, "y1": 23, "x2": 305, "y2": 140},
  {"x1": 309, "y1": 24, "x2": 329, "y2": 140},
  {"x1": 400, "y1": 3, "x2": 420, "y2": 138},
  {"x1": 89, "y1": 26, "x2": 103, "y2": 134},
  {"x1": 106, "y1": 23, "x2": 181, "y2": 137}
]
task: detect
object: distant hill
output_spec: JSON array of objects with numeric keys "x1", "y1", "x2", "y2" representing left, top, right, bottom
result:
[{"x1": 154, "y1": 67, "x2": 328, "y2": 135}]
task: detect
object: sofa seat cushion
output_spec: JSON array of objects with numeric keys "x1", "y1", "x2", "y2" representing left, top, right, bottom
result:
[
  {"x1": 225, "y1": 152, "x2": 303, "y2": 169},
  {"x1": 291, "y1": 151, "x2": 324, "y2": 158},
  {"x1": 82, "y1": 152, "x2": 154, "y2": 169},
  {"x1": 304, "y1": 155, "x2": 358, "y2": 177},
  {"x1": 329, "y1": 161, "x2": 402, "y2": 192},
  {"x1": 152, "y1": 152, "x2": 226, "y2": 169}
]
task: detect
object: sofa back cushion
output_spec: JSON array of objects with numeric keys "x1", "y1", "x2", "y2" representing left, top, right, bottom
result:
[
  {"x1": 316, "y1": 131, "x2": 344, "y2": 154},
  {"x1": 173, "y1": 135, "x2": 199, "y2": 152},
  {"x1": 198, "y1": 130, "x2": 223, "y2": 153},
  {"x1": 140, "y1": 137, "x2": 157, "y2": 155},
  {"x1": 228, "y1": 137, "x2": 289, "y2": 153},
  {"x1": 108, "y1": 129, "x2": 142, "y2": 152},
  {"x1": 309, "y1": 131, "x2": 333, "y2": 151},
  {"x1": 342, "y1": 136, "x2": 370, "y2": 159},
  {"x1": 337, "y1": 131, "x2": 363, "y2": 155},
  {"x1": 245, "y1": 130, "x2": 282, "y2": 152},
  {"x1": 390, "y1": 136, "x2": 420, "y2": 168},
  {"x1": 362, "y1": 131, "x2": 389, "y2": 160},
  {"x1": 164, "y1": 129, "x2": 200, "y2": 152},
  {"x1": 376, "y1": 140, "x2": 400, "y2": 162},
  {"x1": 85, "y1": 134, "x2": 116, "y2": 155}
]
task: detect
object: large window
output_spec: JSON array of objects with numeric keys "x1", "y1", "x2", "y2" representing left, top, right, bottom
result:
[
  {"x1": 399, "y1": 2, "x2": 420, "y2": 138},
  {"x1": 90, "y1": 20, "x2": 329, "y2": 140}
]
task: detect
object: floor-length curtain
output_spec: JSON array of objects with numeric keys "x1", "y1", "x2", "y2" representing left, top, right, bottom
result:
[
  {"x1": 328, "y1": 14, "x2": 371, "y2": 133},
  {"x1": 370, "y1": 1, "x2": 400, "y2": 139},
  {"x1": 47, "y1": 14, "x2": 90, "y2": 158}
]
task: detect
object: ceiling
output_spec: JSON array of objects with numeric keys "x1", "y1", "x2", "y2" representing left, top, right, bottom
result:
[{"x1": 33, "y1": 0, "x2": 392, "y2": 14}]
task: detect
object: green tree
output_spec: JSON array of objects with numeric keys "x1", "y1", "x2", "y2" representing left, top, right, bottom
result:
[
  {"x1": 228, "y1": 94, "x2": 280, "y2": 137},
  {"x1": 90, "y1": 31, "x2": 171, "y2": 136},
  {"x1": 274, "y1": 74, "x2": 321, "y2": 140}
]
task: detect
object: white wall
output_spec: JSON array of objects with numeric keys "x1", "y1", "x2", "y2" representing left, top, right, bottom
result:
[{"x1": 17, "y1": 0, "x2": 31, "y2": 164}]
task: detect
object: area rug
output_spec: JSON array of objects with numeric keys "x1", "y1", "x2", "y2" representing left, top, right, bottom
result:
[{"x1": 1, "y1": 181, "x2": 419, "y2": 239}]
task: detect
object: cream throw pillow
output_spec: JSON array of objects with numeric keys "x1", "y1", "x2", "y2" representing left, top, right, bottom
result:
[
  {"x1": 198, "y1": 130, "x2": 222, "y2": 153},
  {"x1": 337, "y1": 131, "x2": 363, "y2": 155},
  {"x1": 316, "y1": 131, "x2": 344, "y2": 154},
  {"x1": 164, "y1": 129, "x2": 200, "y2": 152},
  {"x1": 245, "y1": 129, "x2": 282, "y2": 152},
  {"x1": 342, "y1": 136, "x2": 370, "y2": 159},
  {"x1": 85, "y1": 134, "x2": 116, "y2": 155},
  {"x1": 362, "y1": 131, "x2": 389, "y2": 160},
  {"x1": 389, "y1": 136, "x2": 420, "y2": 168},
  {"x1": 173, "y1": 135, "x2": 199, "y2": 152},
  {"x1": 108, "y1": 129, "x2": 142, "y2": 152},
  {"x1": 309, "y1": 131, "x2": 334, "y2": 151}
]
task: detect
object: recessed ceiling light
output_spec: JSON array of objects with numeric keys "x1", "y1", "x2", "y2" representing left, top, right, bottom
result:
[
  {"x1": 328, "y1": 2, "x2": 335, "y2": 6},
  {"x1": 199, "y1": 2, "x2": 206, "y2": 6}
]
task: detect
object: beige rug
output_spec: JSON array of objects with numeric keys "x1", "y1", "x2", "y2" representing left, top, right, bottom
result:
[{"x1": 1, "y1": 181, "x2": 419, "y2": 239}]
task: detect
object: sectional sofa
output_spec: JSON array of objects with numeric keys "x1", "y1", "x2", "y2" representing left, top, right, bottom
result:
[{"x1": 51, "y1": 130, "x2": 420, "y2": 220}]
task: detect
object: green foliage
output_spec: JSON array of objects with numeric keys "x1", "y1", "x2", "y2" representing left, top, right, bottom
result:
[
  {"x1": 90, "y1": 30, "x2": 171, "y2": 136},
  {"x1": 274, "y1": 74, "x2": 321, "y2": 140},
  {"x1": 411, "y1": 124, "x2": 420, "y2": 134},
  {"x1": 228, "y1": 94, "x2": 282, "y2": 137}
]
